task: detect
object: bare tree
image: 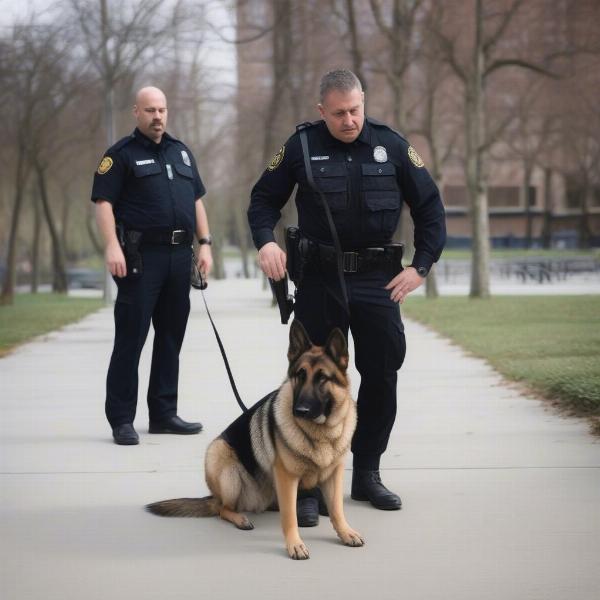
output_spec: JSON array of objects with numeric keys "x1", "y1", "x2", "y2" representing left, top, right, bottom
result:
[
  {"x1": 561, "y1": 93, "x2": 600, "y2": 248},
  {"x1": 68, "y1": 0, "x2": 169, "y2": 300},
  {"x1": 431, "y1": 0, "x2": 562, "y2": 297},
  {"x1": 504, "y1": 80, "x2": 558, "y2": 248},
  {"x1": 412, "y1": 9, "x2": 459, "y2": 297},
  {"x1": 1, "y1": 21, "x2": 64, "y2": 302}
]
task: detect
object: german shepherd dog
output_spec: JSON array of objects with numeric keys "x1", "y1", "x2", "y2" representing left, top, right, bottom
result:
[{"x1": 146, "y1": 319, "x2": 364, "y2": 560}]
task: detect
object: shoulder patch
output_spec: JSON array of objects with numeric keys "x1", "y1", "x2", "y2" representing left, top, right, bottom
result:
[
  {"x1": 408, "y1": 146, "x2": 425, "y2": 168},
  {"x1": 267, "y1": 146, "x2": 285, "y2": 171},
  {"x1": 97, "y1": 156, "x2": 113, "y2": 175}
]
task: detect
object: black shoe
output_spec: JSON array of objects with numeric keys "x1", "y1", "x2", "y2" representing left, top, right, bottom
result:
[
  {"x1": 112, "y1": 423, "x2": 139, "y2": 445},
  {"x1": 313, "y1": 487, "x2": 329, "y2": 517},
  {"x1": 297, "y1": 497, "x2": 319, "y2": 527},
  {"x1": 351, "y1": 469, "x2": 402, "y2": 510},
  {"x1": 148, "y1": 415, "x2": 203, "y2": 435}
]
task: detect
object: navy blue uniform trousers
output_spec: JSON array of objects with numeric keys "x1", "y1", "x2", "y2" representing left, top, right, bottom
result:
[
  {"x1": 106, "y1": 244, "x2": 192, "y2": 427},
  {"x1": 294, "y1": 269, "x2": 406, "y2": 470}
]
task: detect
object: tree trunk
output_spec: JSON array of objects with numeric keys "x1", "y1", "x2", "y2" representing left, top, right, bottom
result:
[
  {"x1": 540, "y1": 167, "x2": 553, "y2": 249},
  {"x1": 87, "y1": 207, "x2": 104, "y2": 255},
  {"x1": 579, "y1": 182, "x2": 592, "y2": 249},
  {"x1": 522, "y1": 164, "x2": 533, "y2": 249},
  {"x1": 232, "y1": 203, "x2": 250, "y2": 278},
  {"x1": 467, "y1": 0, "x2": 490, "y2": 298},
  {"x1": 36, "y1": 164, "x2": 68, "y2": 293},
  {"x1": 31, "y1": 192, "x2": 42, "y2": 293},
  {"x1": 425, "y1": 265, "x2": 439, "y2": 298},
  {"x1": 1, "y1": 144, "x2": 28, "y2": 305},
  {"x1": 344, "y1": 0, "x2": 368, "y2": 91}
]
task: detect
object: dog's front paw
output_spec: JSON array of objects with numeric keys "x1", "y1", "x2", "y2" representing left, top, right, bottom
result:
[
  {"x1": 338, "y1": 528, "x2": 365, "y2": 547},
  {"x1": 286, "y1": 539, "x2": 310, "y2": 560},
  {"x1": 236, "y1": 515, "x2": 254, "y2": 530}
]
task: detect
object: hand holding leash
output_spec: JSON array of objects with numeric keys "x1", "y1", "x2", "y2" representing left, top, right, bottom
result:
[{"x1": 191, "y1": 258, "x2": 208, "y2": 290}]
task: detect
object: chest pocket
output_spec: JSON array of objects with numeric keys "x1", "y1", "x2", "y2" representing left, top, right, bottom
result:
[
  {"x1": 361, "y1": 163, "x2": 401, "y2": 236},
  {"x1": 133, "y1": 162, "x2": 162, "y2": 178},
  {"x1": 313, "y1": 163, "x2": 347, "y2": 212},
  {"x1": 174, "y1": 163, "x2": 194, "y2": 179}
]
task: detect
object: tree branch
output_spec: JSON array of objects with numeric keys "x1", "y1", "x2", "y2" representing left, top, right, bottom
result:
[
  {"x1": 484, "y1": 58, "x2": 560, "y2": 79},
  {"x1": 483, "y1": 0, "x2": 525, "y2": 55}
]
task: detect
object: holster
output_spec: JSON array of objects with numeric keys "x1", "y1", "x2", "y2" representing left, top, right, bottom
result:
[
  {"x1": 285, "y1": 226, "x2": 314, "y2": 286},
  {"x1": 117, "y1": 224, "x2": 143, "y2": 279},
  {"x1": 383, "y1": 243, "x2": 404, "y2": 278}
]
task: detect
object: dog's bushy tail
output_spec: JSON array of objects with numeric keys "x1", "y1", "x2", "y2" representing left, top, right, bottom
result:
[{"x1": 146, "y1": 496, "x2": 220, "y2": 518}]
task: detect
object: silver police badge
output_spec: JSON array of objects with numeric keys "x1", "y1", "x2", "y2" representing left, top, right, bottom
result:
[
  {"x1": 373, "y1": 146, "x2": 387, "y2": 163},
  {"x1": 181, "y1": 150, "x2": 191, "y2": 166}
]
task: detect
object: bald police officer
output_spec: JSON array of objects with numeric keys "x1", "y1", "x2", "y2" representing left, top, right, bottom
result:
[
  {"x1": 92, "y1": 86, "x2": 213, "y2": 445},
  {"x1": 248, "y1": 70, "x2": 446, "y2": 523}
]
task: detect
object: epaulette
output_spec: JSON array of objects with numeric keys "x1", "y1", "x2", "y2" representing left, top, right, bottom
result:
[
  {"x1": 162, "y1": 131, "x2": 183, "y2": 145},
  {"x1": 295, "y1": 120, "x2": 320, "y2": 132},
  {"x1": 110, "y1": 134, "x2": 136, "y2": 152},
  {"x1": 367, "y1": 117, "x2": 407, "y2": 143}
]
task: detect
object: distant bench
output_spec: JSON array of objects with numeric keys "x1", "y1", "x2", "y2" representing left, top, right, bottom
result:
[{"x1": 511, "y1": 257, "x2": 599, "y2": 283}]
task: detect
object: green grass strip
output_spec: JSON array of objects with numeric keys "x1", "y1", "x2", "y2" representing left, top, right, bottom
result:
[
  {"x1": 0, "y1": 293, "x2": 104, "y2": 357},
  {"x1": 402, "y1": 295, "x2": 600, "y2": 417}
]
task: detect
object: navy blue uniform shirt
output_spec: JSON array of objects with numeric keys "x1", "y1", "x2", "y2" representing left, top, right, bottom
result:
[
  {"x1": 91, "y1": 128, "x2": 206, "y2": 233},
  {"x1": 248, "y1": 117, "x2": 446, "y2": 272}
]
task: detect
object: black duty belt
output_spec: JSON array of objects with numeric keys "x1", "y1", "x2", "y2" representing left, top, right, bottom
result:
[
  {"x1": 138, "y1": 229, "x2": 193, "y2": 245},
  {"x1": 318, "y1": 243, "x2": 403, "y2": 274}
]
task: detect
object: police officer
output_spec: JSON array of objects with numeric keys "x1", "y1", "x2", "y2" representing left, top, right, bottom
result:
[
  {"x1": 248, "y1": 70, "x2": 446, "y2": 523},
  {"x1": 92, "y1": 86, "x2": 213, "y2": 445}
]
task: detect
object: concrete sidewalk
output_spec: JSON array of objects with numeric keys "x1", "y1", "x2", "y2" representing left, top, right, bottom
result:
[{"x1": 1, "y1": 279, "x2": 599, "y2": 600}]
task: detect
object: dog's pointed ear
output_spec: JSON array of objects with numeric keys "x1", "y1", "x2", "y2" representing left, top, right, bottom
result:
[
  {"x1": 325, "y1": 328, "x2": 348, "y2": 371},
  {"x1": 288, "y1": 319, "x2": 313, "y2": 364}
]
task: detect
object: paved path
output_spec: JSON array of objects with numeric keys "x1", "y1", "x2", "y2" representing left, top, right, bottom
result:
[{"x1": 1, "y1": 279, "x2": 599, "y2": 600}]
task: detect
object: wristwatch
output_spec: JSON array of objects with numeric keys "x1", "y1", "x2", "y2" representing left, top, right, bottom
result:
[
  {"x1": 411, "y1": 265, "x2": 429, "y2": 277},
  {"x1": 198, "y1": 235, "x2": 212, "y2": 246}
]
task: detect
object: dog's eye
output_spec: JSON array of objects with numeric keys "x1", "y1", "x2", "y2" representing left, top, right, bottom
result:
[
  {"x1": 296, "y1": 368, "x2": 307, "y2": 382},
  {"x1": 316, "y1": 370, "x2": 329, "y2": 384}
]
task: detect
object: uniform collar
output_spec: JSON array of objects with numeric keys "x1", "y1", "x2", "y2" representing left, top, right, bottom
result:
[
  {"x1": 133, "y1": 128, "x2": 173, "y2": 149},
  {"x1": 318, "y1": 119, "x2": 372, "y2": 148}
]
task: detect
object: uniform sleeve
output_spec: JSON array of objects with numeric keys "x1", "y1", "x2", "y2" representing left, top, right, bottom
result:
[
  {"x1": 187, "y1": 148, "x2": 206, "y2": 199},
  {"x1": 247, "y1": 136, "x2": 298, "y2": 250},
  {"x1": 91, "y1": 150, "x2": 126, "y2": 205},
  {"x1": 395, "y1": 138, "x2": 446, "y2": 271}
]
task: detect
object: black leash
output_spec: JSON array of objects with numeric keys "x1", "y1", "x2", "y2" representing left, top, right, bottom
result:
[
  {"x1": 298, "y1": 128, "x2": 350, "y2": 314},
  {"x1": 192, "y1": 266, "x2": 248, "y2": 413}
]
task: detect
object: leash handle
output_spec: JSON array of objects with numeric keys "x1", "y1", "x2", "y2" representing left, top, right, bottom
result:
[
  {"x1": 298, "y1": 128, "x2": 350, "y2": 314},
  {"x1": 199, "y1": 288, "x2": 248, "y2": 413}
]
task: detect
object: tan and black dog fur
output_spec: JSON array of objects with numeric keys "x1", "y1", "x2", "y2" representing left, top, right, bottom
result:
[{"x1": 146, "y1": 319, "x2": 364, "y2": 560}]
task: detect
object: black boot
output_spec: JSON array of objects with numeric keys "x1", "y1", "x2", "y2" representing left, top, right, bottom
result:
[
  {"x1": 296, "y1": 487, "x2": 329, "y2": 527},
  {"x1": 351, "y1": 469, "x2": 402, "y2": 510},
  {"x1": 296, "y1": 497, "x2": 319, "y2": 527},
  {"x1": 112, "y1": 423, "x2": 139, "y2": 445},
  {"x1": 148, "y1": 415, "x2": 203, "y2": 434}
]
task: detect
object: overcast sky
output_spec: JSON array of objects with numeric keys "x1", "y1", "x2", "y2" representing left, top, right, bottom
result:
[{"x1": 0, "y1": 0, "x2": 237, "y2": 84}]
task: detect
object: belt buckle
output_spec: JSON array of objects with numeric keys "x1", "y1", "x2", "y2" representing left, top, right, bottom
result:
[
  {"x1": 171, "y1": 229, "x2": 185, "y2": 244},
  {"x1": 343, "y1": 252, "x2": 358, "y2": 273}
]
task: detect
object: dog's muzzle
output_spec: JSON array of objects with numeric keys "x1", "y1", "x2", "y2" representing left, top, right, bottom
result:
[{"x1": 293, "y1": 395, "x2": 323, "y2": 421}]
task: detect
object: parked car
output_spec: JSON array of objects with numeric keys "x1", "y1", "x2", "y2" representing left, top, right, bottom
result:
[{"x1": 67, "y1": 268, "x2": 103, "y2": 289}]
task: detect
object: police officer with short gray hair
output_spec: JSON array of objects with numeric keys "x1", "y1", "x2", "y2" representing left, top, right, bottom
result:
[
  {"x1": 248, "y1": 69, "x2": 446, "y2": 524},
  {"x1": 92, "y1": 86, "x2": 212, "y2": 445}
]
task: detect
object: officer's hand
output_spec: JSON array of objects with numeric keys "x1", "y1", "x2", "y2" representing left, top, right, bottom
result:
[
  {"x1": 197, "y1": 244, "x2": 213, "y2": 276},
  {"x1": 106, "y1": 241, "x2": 127, "y2": 278},
  {"x1": 258, "y1": 242, "x2": 286, "y2": 281},
  {"x1": 385, "y1": 267, "x2": 425, "y2": 304}
]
